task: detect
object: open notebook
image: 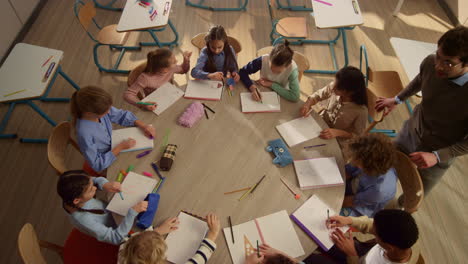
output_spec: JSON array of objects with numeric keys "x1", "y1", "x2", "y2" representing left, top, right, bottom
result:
[
  {"x1": 276, "y1": 116, "x2": 322, "y2": 147},
  {"x1": 184, "y1": 80, "x2": 223, "y2": 101},
  {"x1": 106, "y1": 172, "x2": 158, "y2": 216},
  {"x1": 294, "y1": 157, "x2": 344, "y2": 190},
  {"x1": 111, "y1": 127, "x2": 153, "y2": 153},
  {"x1": 165, "y1": 211, "x2": 209, "y2": 264},
  {"x1": 141, "y1": 82, "x2": 184, "y2": 115},
  {"x1": 223, "y1": 210, "x2": 304, "y2": 264},
  {"x1": 291, "y1": 195, "x2": 349, "y2": 251},
  {"x1": 240, "y1": 92, "x2": 280, "y2": 113}
]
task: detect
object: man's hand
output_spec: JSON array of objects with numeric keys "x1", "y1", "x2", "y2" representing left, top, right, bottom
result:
[{"x1": 409, "y1": 152, "x2": 438, "y2": 168}]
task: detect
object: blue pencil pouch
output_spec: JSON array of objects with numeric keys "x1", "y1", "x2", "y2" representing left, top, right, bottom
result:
[{"x1": 136, "y1": 193, "x2": 160, "y2": 229}]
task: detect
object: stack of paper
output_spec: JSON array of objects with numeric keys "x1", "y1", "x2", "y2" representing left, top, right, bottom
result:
[{"x1": 293, "y1": 157, "x2": 344, "y2": 190}]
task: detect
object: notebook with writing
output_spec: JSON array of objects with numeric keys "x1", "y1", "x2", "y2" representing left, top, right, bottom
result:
[
  {"x1": 223, "y1": 210, "x2": 304, "y2": 264},
  {"x1": 165, "y1": 211, "x2": 209, "y2": 264},
  {"x1": 184, "y1": 80, "x2": 223, "y2": 101},
  {"x1": 141, "y1": 82, "x2": 184, "y2": 115},
  {"x1": 240, "y1": 92, "x2": 280, "y2": 113},
  {"x1": 275, "y1": 116, "x2": 322, "y2": 147},
  {"x1": 106, "y1": 172, "x2": 158, "y2": 216},
  {"x1": 111, "y1": 127, "x2": 153, "y2": 153},
  {"x1": 293, "y1": 157, "x2": 344, "y2": 190},
  {"x1": 290, "y1": 195, "x2": 349, "y2": 251}
]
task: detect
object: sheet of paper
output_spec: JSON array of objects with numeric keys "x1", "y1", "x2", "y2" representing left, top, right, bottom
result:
[
  {"x1": 106, "y1": 172, "x2": 157, "y2": 216},
  {"x1": 184, "y1": 80, "x2": 223, "y2": 101},
  {"x1": 240, "y1": 92, "x2": 280, "y2": 113},
  {"x1": 141, "y1": 82, "x2": 184, "y2": 115},
  {"x1": 293, "y1": 157, "x2": 344, "y2": 190},
  {"x1": 276, "y1": 116, "x2": 322, "y2": 147},
  {"x1": 290, "y1": 195, "x2": 348, "y2": 251},
  {"x1": 223, "y1": 220, "x2": 262, "y2": 264},
  {"x1": 165, "y1": 212, "x2": 209, "y2": 264},
  {"x1": 111, "y1": 127, "x2": 153, "y2": 153},
  {"x1": 256, "y1": 210, "x2": 305, "y2": 258}
]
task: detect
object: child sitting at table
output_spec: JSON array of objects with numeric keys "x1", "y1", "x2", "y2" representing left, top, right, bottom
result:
[
  {"x1": 124, "y1": 48, "x2": 192, "y2": 111},
  {"x1": 118, "y1": 213, "x2": 220, "y2": 264},
  {"x1": 341, "y1": 133, "x2": 397, "y2": 217},
  {"x1": 191, "y1": 25, "x2": 240, "y2": 82},
  {"x1": 71, "y1": 86, "x2": 155, "y2": 173},
  {"x1": 300, "y1": 66, "x2": 368, "y2": 140},
  {"x1": 239, "y1": 40, "x2": 300, "y2": 102},
  {"x1": 245, "y1": 243, "x2": 308, "y2": 264},
  {"x1": 57, "y1": 170, "x2": 148, "y2": 245}
]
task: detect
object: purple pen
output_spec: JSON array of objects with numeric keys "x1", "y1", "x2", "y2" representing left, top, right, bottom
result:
[
  {"x1": 304, "y1": 144, "x2": 327, "y2": 149},
  {"x1": 136, "y1": 150, "x2": 152, "y2": 158}
]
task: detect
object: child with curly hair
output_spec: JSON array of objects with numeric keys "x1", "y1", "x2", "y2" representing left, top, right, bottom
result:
[{"x1": 341, "y1": 133, "x2": 398, "y2": 217}]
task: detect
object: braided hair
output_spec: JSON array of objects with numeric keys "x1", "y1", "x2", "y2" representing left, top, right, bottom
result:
[
  {"x1": 203, "y1": 25, "x2": 238, "y2": 74},
  {"x1": 57, "y1": 170, "x2": 105, "y2": 214}
]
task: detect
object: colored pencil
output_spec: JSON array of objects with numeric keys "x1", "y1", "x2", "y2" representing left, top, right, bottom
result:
[
  {"x1": 41, "y1": 55, "x2": 53, "y2": 67},
  {"x1": 136, "y1": 102, "x2": 156, "y2": 105},
  {"x1": 304, "y1": 144, "x2": 327, "y2": 149},
  {"x1": 314, "y1": 0, "x2": 333, "y2": 6},
  {"x1": 3, "y1": 89, "x2": 26, "y2": 97},
  {"x1": 202, "y1": 103, "x2": 215, "y2": 113},
  {"x1": 250, "y1": 175, "x2": 266, "y2": 193},
  {"x1": 204, "y1": 108, "x2": 209, "y2": 119},
  {"x1": 280, "y1": 177, "x2": 301, "y2": 200},
  {"x1": 229, "y1": 216, "x2": 235, "y2": 243},
  {"x1": 181, "y1": 210, "x2": 207, "y2": 222},
  {"x1": 224, "y1": 187, "x2": 251, "y2": 195},
  {"x1": 257, "y1": 240, "x2": 260, "y2": 257}
]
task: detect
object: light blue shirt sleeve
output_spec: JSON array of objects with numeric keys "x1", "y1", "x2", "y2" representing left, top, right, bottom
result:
[
  {"x1": 92, "y1": 177, "x2": 109, "y2": 190},
  {"x1": 191, "y1": 48, "x2": 210, "y2": 80},
  {"x1": 79, "y1": 136, "x2": 117, "y2": 172},
  {"x1": 108, "y1": 106, "x2": 137, "y2": 127}
]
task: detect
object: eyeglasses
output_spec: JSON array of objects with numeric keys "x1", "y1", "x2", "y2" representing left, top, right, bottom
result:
[{"x1": 435, "y1": 54, "x2": 463, "y2": 69}]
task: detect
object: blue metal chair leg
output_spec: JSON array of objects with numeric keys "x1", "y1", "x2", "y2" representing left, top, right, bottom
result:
[
  {"x1": 185, "y1": 0, "x2": 248, "y2": 11},
  {"x1": 275, "y1": 0, "x2": 313, "y2": 11},
  {"x1": 17, "y1": 101, "x2": 58, "y2": 143},
  {"x1": 93, "y1": 44, "x2": 138, "y2": 74},
  {"x1": 140, "y1": 20, "x2": 179, "y2": 47},
  {"x1": 0, "y1": 103, "x2": 18, "y2": 139},
  {"x1": 93, "y1": 0, "x2": 123, "y2": 11}
]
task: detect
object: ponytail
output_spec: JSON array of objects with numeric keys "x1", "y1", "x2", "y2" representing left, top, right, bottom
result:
[
  {"x1": 270, "y1": 40, "x2": 294, "y2": 67},
  {"x1": 144, "y1": 48, "x2": 173, "y2": 74},
  {"x1": 57, "y1": 170, "x2": 105, "y2": 215}
]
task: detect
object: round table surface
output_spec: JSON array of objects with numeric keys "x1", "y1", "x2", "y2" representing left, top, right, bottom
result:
[{"x1": 107, "y1": 83, "x2": 345, "y2": 263}]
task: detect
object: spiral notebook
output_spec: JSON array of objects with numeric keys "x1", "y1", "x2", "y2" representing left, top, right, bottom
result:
[
  {"x1": 184, "y1": 80, "x2": 223, "y2": 101},
  {"x1": 223, "y1": 210, "x2": 304, "y2": 264},
  {"x1": 290, "y1": 195, "x2": 349, "y2": 251},
  {"x1": 111, "y1": 127, "x2": 154, "y2": 153},
  {"x1": 141, "y1": 82, "x2": 184, "y2": 115},
  {"x1": 293, "y1": 157, "x2": 344, "y2": 190}
]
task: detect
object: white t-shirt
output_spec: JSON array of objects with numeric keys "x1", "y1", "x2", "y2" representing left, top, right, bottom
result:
[{"x1": 361, "y1": 245, "x2": 409, "y2": 264}]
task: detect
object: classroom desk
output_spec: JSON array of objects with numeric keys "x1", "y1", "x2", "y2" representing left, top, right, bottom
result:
[
  {"x1": 117, "y1": 0, "x2": 178, "y2": 47},
  {"x1": 0, "y1": 43, "x2": 79, "y2": 143},
  {"x1": 107, "y1": 85, "x2": 346, "y2": 262}
]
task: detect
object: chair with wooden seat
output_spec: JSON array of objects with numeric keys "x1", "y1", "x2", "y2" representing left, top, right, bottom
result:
[
  {"x1": 256, "y1": 46, "x2": 310, "y2": 81},
  {"x1": 18, "y1": 223, "x2": 119, "y2": 264},
  {"x1": 267, "y1": 0, "x2": 308, "y2": 44},
  {"x1": 191, "y1": 33, "x2": 242, "y2": 54},
  {"x1": 392, "y1": 151, "x2": 424, "y2": 213},
  {"x1": 73, "y1": 0, "x2": 141, "y2": 74}
]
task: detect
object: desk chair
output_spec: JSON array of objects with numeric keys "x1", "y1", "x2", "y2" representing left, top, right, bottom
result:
[
  {"x1": 48, "y1": 121, "x2": 102, "y2": 176},
  {"x1": 191, "y1": 33, "x2": 242, "y2": 54},
  {"x1": 73, "y1": 0, "x2": 141, "y2": 74},
  {"x1": 392, "y1": 151, "x2": 424, "y2": 213},
  {"x1": 256, "y1": 46, "x2": 310, "y2": 81},
  {"x1": 18, "y1": 223, "x2": 119, "y2": 264},
  {"x1": 275, "y1": 0, "x2": 313, "y2": 11},
  {"x1": 267, "y1": 0, "x2": 308, "y2": 45},
  {"x1": 185, "y1": 0, "x2": 248, "y2": 11}
]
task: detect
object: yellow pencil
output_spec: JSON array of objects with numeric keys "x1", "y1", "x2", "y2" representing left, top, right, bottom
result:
[
  {"x1": 238, "y1": 186, "x2": 254, "y2": 201},
  {"x1": 4, "y1": 89, "x2": 26, "y2": 97}
]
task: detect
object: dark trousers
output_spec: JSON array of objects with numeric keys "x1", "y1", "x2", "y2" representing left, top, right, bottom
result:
[{"x1": 303, "y1": 239, "x2": 376, "y2": 264}]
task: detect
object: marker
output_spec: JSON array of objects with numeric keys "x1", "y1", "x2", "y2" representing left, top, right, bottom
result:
[
  {"x1": 41, "y1": 55, "x2": 53, "y2": 67},
  {"x1": 150, "y1": 10, "x2": 157, "y2": 21},
  {"x1": 126, "y1": 165, "x2": 134, "y2": 173},
  {"x1": 117, "y1": 172, "x2": 124, "y2": 182},
  {"x1": 352, "y1": 0, "x2": 359, "y2": 14},
  {"x1": 163, "y1": 1, "x2": 170, "y2": 15},
  {"x1": 137, "y1": 150, "x2": 152, "y2": 158},
  {"x1": 4, "y1": 89, "x2": 26, "y2": 97},
  {"x1": 143, "y1": 171, "x2": 153, "y2": 177},
  {"x1": 119, "y1": 192, "x2": 124, "y2": 200},
  {"x1": 314, "y1": 0, "x2": 333, "y2": 6},
  {"x1": 228, "y1": 216, "x2": 234, "y2": 244},
  {"x1": 136, "y1": 102, "x2": 156, "y2": 106},
  {"x1": 257, "y1": 240, "x2": 260, "y2": 257},
  {"x1": 304, "y1": 144, "x2": 327, "y2": 149},
  {"x1": 120, "y1": 169, "x2": 128, "y2": 176},
  {"x1": 151, "y1": 162, "x2": 164, "y2": 179},
  {"x1": 42, "y1": 62, "x2": 56, "y2": 82}
]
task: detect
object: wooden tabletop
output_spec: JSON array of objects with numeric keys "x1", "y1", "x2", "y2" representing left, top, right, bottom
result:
[
  {"x1": 310, "y1": 0, "x2": 364, "y2": 29},
  {"x1": 107, "y1": 84, "x2": 346, "y2": 262},
  {"x1": 117, "y1": 0, "x2": 172, "y2": 32},
  {"x1": 0, "y1": 43, "x2": 62, "y2": 103}
]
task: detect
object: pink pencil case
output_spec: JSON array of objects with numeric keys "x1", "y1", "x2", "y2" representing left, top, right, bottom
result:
[{"x1": 178, "y1": 102, "x2": 204, "y2": 128}]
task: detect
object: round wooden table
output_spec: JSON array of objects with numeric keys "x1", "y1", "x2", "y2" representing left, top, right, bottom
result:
[{"x1": 108, "y1": 84, "x2": 345, "y2": 263}]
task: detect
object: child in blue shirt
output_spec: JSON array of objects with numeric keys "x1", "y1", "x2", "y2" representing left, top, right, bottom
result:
[
  {"x1": 57, "y1": 170, "x2": 148, "y2": 245},
  {"x1": 342, "y1": 133, "x2": 398, "y2": 217},
  {"x1": 71, "y1": 86, "x2": 155, "y2": 173},
  {"x1": 191, "y1": 25, "x2": 239, "y2": 82}
]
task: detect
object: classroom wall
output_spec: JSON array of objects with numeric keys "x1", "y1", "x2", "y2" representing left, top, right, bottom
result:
[
  {"x1": 443, "y1": 0, "x2": 468, "y2": 25},
  {"x1": 0, "y1": 0, "x2": 40, "y2": 61}
]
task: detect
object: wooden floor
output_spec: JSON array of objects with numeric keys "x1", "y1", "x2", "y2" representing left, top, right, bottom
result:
[{"x1": 1, "y1": 0, "x2": 466, "y2": 263}]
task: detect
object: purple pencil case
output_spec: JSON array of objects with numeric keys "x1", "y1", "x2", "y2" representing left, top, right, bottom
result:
[{"x1": 178, "y1": 101, "x2": 204, "y2": 128}]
